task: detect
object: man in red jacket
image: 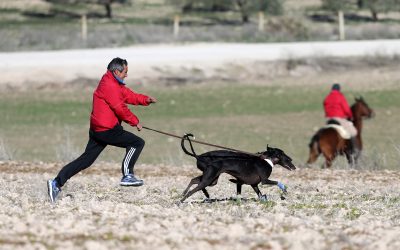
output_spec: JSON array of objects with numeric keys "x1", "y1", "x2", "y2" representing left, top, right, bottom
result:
[
  {"x1": 323, "y1": 83, "x2": 357, "y2": 143},
  {"x1": 47, "y1": 57, "x2": 157, "y2": 203}
]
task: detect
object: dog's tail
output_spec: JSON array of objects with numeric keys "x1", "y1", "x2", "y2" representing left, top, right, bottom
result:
[{"x1": 181, "y1": 133, "x2": 198, "y2": 158}]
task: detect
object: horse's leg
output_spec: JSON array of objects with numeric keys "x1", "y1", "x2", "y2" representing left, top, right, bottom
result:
[
  {"x1": 345, "y1": 142, "x2": 358, "y2": 167},
  {"x1": 307, "y1": 148, "x2": 319, "y2": 164},
  {"x1": 321, "y1": 145, "x2": 335, "y2": 168},
  {"x1": 345, "y1": 152, "x2": 354, "y2": 166}
]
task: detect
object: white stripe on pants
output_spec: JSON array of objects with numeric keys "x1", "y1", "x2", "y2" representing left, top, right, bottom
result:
[{"x1": 124, "y1": 147, "x2": 136, "y2": 175}]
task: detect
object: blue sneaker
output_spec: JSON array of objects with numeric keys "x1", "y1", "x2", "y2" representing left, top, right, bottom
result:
[
  {"x1": 47, "y1": 179, "x2": 61, "y2": 203},
  {"x1": 120, "y1": 174, "x2": 144, "y2": 187}
]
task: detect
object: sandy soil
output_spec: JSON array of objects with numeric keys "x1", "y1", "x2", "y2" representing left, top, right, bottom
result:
[{"x1": 1, "y1": 161, "x2": 399, "y2": 250}]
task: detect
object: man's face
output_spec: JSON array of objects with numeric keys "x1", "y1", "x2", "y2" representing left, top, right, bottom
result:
[{"x1": 114, "y1": 65, "x2": 128, "y2": 80}]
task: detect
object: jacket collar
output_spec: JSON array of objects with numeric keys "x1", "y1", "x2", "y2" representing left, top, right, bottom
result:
[{"x1": 106, "y1": 70, "x2": 125, "y2": 85}]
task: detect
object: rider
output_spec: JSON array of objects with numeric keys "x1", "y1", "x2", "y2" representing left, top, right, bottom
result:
[{"x1": 323, "y1": 83, "x2": 358, "y2": 150}]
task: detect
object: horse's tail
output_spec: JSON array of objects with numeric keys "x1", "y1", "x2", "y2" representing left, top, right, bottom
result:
[
  {"x1": 181, "y1": 133, "x2": 198, "y2": 159},
  {"x1": 309, "y1": 132, "x2": 321, "y2": 154}
]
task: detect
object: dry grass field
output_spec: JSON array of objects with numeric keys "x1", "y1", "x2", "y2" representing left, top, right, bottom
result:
[{"x1": 1, "y1": 161, "x2": 400, "y2": 250}]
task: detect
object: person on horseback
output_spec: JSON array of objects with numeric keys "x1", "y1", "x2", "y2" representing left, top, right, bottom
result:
[{"x1": 323, "y1": 83, "x2": 358, "y2": 150}]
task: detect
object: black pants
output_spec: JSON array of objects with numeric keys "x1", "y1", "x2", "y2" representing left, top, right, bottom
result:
[{"x1": 55, "y1": 124, "x2": 145, "y2": 187}]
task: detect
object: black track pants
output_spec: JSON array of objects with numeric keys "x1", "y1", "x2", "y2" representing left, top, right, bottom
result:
[{"x1": 55, "y1": 124, "x2": 145, "y2": 187}]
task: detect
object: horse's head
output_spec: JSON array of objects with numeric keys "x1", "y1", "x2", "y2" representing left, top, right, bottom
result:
[{"x1": 353, "y1": 97, "x2": 374, "y2": 119}]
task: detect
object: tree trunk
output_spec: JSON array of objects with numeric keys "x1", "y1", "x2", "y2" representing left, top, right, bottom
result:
[
  {"x1": 371, "y1": 10, "x2": 378, "y2": 21},
  {"x1": 242, "y1": 13, "x2": 249, "y2": 23},
  {"x1": 357, "y1": 0, "x2": 363, "y2": 8},
  {"x1": 105, "y1": 2, "x2": 112, "y2": 19},
  {"x1": 182, "y1": 4, "x2": 192, "y2": 13},
  {"x1": 236, "y1": 0, "x2": 249, "y2": 23}
]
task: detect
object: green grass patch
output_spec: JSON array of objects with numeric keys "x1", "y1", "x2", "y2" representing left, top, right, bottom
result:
[
  {"x1": 0, "y1": 84, "x2": 399, "y2": 167},
  {"x1": 346, "y1": 207, "x2": 363, "y2": 220}
]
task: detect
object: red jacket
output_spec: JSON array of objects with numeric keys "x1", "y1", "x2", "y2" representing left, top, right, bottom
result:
[
  {"x1": 323, "y1": 90, "x2": 353, "y2": 119},
  {"x1": 90, "y1": 71, "x2": 149, "y2": 132}
]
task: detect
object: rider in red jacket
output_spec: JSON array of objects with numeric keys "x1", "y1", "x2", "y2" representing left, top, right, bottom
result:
[
  {"x1": 323, "y1": 84, "x2": 353, "y2": 120},
  {"x1": 47, "y1": 57, "x2": 157, "y2": 203},
  {"x1": 323, "y1": 83, "x2": 357, "y2": 147}
]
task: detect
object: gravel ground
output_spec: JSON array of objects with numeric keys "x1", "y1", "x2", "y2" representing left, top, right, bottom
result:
[{"x1": 1, "y1": 161, "x2": 399, "y2": 250}]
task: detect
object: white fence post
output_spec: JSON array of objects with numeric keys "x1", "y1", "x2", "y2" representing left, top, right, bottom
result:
[
  {"x1": 338, "y1": 10, "x2": 345, "y2": 41},
  {"x1": 174, "y1": 15, "x2": 180, "y2": 37},
  {"x1": 81, "y1": 14, "x2": 87, "y2": 41},
  {"x1": 258, "y1": 11, "x2": 265, "y2": 32}
]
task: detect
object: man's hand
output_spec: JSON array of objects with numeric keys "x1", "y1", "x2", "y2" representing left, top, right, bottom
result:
[
  {"x1": 147, "y1": 96, "x2": 157, "y2": 104},
  {"x1": 136, "y1": 123, "x2": 143, "y2": 131}
]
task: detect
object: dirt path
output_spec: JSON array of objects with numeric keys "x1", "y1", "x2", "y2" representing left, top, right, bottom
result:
[{"x1": 1, "y1": 40, "x2": 399, "y2": 88}]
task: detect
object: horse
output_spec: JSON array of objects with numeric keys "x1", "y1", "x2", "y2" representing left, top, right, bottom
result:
[{"x1": 307, "y1": 97, "x2": 374, "y2": 168}]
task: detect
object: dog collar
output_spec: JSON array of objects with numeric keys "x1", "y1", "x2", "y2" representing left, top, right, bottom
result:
[{"x1": 264, "y1": 158, "x2": 274, "y2": 167}]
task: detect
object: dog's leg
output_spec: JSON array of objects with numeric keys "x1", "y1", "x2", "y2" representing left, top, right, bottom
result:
[
  {"x1": 180, "y1": 167, "x2": 218, "y2": 202},
  {"x1": 262, "y1": 179, "x2": 287, "y2": 194},
  {"x1": 251, "y1": 185, "x2": 262, "y2": 197},
  {"x1": 236, "y1": 183, "x2": 242, "y2": 196},
  {"x1": 182, "y1": 175, "x2": 202, "y2": 196},
  {"x1": 251, "y1": 185, "x2": 267, "y2": 201},
  {"x1": 262, "y1": 179, "x2": 278, "y2": 185},
  {"x1": 202, "y1": 188, "x2": 210, "y2": 199}
]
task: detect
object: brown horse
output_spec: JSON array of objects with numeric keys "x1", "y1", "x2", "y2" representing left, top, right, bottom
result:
[{"x1": 307, "y1": 97, "x2": 374, "y2": 168}]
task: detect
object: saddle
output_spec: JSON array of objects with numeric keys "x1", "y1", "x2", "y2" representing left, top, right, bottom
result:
[{"x1": 322, "y1": 120, "x2": 351, "y2": 139}]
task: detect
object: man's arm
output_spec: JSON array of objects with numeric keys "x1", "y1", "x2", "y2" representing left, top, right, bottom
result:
[
  {"x1": 122, "y1": 87, "x2": 157, "y2": 106},
  {"x1": 98, "y1": 83, "x2": 140, "y2": 127}
]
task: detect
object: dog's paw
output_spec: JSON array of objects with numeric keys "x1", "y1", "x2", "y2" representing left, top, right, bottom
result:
[
  {"x1": 174, "y1": 200, "x2": 183, "y2": 206},
  {"x1": 259, "y1": 194, "x2": 268, "y2": 202},
  {"x1": 202, "y1": 198, "x2": 212, "y2": 203},
  {"x1": 277, "y1": 182, "x2": 288, "y2": 194}
]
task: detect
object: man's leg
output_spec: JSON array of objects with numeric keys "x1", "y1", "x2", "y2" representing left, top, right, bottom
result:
[
  {"x1": 92, "y1": 125, "x2": 145, "y2": 185},
  {"x1": 48, "y1": 133, "x2": 106, "y2": 203},
  {"x1": 121, "y1": 142, "x2": 145, "y2": 176},
  {"x1": 55, "y1": 135, "x2": 106, "y2": 187}
]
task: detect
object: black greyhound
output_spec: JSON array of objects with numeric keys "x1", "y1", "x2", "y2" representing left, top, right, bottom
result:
[{"x1": 180, "y1": 134, "x2": 296, "y2": 202}]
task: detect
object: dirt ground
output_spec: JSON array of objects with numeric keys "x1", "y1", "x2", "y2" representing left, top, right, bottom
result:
[{"x1": 1, "y1": 161, "x2": 399, "y2": 250}]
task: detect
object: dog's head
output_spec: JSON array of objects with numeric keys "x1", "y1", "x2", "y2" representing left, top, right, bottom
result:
[{"x1": 261, "y1": 145, "x2": 296, "y2": 171}]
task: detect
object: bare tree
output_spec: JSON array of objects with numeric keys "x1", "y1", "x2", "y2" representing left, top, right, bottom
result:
[
  {"x1": 45, "y1": 0, "x2": 129, "y2": 19},
  {"x1": 236, "y1": 0, "x2": 284, "y2": 23},
  {"x1": 358, "y1": 0, "x2": 399, "y2": 21}
]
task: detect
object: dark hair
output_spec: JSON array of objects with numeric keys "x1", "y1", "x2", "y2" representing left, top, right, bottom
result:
[
  {"x1": 332, "y1": 83, "x2": 341, "y2": 91},
  {"x1": 107, "y1": 57, "x2": 128, "y2": 72}
]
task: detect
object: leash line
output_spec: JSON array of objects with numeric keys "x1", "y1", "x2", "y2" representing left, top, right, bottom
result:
[{"x1": 142, "y1": 126, "x2": 260, "y2": 157}]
